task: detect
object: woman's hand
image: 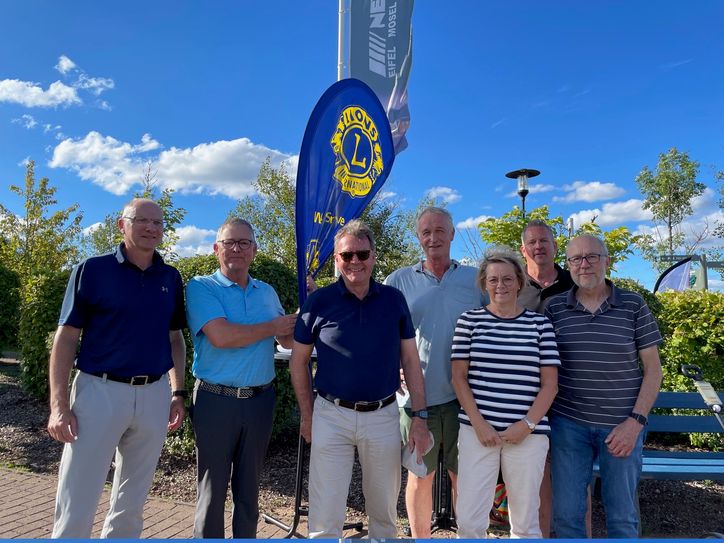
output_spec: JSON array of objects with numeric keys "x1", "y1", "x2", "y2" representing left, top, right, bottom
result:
[
  {"x1": 473, "y1": 419, "x2": 502, "y2": 447},
  {"x1": 499, "y1": 420, "x2": 532, "y2": 445}
]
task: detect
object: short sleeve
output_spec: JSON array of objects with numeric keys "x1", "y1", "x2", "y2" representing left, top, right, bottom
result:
[
  {"x1": 451, "y1": 312, "x2": 473, "y2": 360},
  {"x1": 58, "y1": 262, "x2": 86, "y2": 328},
  {"x1": 293, "y1": 292, "x2": 317, "y2": 345},
  {"x1": 634, "y1": 298, "x2": 663, "y2": 350},
  {"x1": 185, "y1": 277, "x2": 226, "y2": 336}
]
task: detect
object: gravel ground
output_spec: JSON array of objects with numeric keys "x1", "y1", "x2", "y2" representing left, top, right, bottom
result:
[{"x1": 2, "y1": 361, "x2": 723, "y2": 538}]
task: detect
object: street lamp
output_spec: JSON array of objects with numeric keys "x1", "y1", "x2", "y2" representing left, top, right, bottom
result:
[{"x1": 505, "y1": 168, "x2": 540, "y2": 218}]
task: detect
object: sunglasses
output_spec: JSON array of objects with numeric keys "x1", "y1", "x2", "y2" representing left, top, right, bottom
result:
[{"x1": 337, "y1": 250, "x2": 372, "y2": 262}]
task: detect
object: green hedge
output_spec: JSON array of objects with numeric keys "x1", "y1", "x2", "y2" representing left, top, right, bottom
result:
[
  {"x1": 18, "y1": 270, "x2": 71, "y2": 399},
  {"x1": 0, "y1": 260, "x2": 20, "y2": 350},
  {"x1": 165, "y1": 253, "x2": 300, "y2": 457}
]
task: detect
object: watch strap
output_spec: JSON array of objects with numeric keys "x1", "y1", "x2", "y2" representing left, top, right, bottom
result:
[
  {"x1": 172, "y1": 389, "x2": 189, "y2": 399},
  {"x1": 629, "y1": 412, "x2": 648, "y2": 426}
]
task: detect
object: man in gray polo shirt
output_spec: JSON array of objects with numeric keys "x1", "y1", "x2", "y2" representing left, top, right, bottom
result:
[
  {"x1": 545, "y1": 234, "x2": 663, "y2": 539},
  {"x1": 385, "y1": 206, "x2": 485, "y2": 538}
]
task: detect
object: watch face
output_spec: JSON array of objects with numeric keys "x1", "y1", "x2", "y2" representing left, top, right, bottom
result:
[{"x1": 413, "y1": 409, "x2": 429, "y2": 419}]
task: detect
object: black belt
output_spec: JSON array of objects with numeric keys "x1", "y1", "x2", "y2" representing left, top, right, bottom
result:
[
  {"x1": 197, "y1": 379, "x2": 273, "y2": 399},
  {"x1": 317, "y1": 390, "x2": 396, "y2": 412},
  {"x1": 87, "y1": 371, "x2": 164, "y2": 386}
]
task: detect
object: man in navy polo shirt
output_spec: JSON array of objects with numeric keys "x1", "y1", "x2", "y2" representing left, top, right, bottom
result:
[
  {"x1": 545, "y1": 234, "x2": 663, "y2": 539},
  {"x1": 47, "y1": 198, "x2": 187, "y2": 538},
  {"x1": 186, "y1": 217, "x2": 296, "y2": 539},
  {"x1": 290, "y1": 219, "x2": 430, "y2": 539}
]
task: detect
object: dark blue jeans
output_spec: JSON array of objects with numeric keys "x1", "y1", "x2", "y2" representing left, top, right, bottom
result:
[{"x1": 550, "y1": 415, "x2": 643, "y2": 538}]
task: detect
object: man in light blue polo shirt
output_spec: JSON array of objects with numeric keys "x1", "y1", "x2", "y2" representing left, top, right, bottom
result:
[
  {"x1": 385, "y1": 206, "x2": 485, "y2": 538},
  {"x1": 186, "y1": 217, "x2": 297, "y2": 539}
]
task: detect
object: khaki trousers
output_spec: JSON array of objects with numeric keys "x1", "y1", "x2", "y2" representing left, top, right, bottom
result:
[{"x1": 307, "y1": 396, "x2": 401, "y2": 539}]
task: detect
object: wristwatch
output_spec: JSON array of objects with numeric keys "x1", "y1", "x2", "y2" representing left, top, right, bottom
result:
[
  {"x1": 411, "y1": 409, "x2": 429, "y2": 420},
  {"x1": 172, "y1": 389, "x2": 189, "y2": 399},
  {"x1": 629, "y1": 412, "x2": 648, "y2": 426},
  {"x1": 522, "y1": 416, "x2": 536, "y2": 431}
]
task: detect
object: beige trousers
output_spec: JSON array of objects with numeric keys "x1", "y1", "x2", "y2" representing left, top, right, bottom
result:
[
  {"x1": 456, "y1": 423, "x2": 549, "y2": 539},
  {"x1": 307, "y1": 395, "x2": 401, "y2": 539}
]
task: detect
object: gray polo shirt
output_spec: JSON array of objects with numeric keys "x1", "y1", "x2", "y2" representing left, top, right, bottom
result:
[
  {"x1": 385, "y1": 260, "x2": 486, "y2": 407},
  {"x1": 545, "y1": 281, "x2": 662, "y2": 427}
]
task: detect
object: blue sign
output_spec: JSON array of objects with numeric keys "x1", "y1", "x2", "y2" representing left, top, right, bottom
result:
[{"x1": 295, "y1": 78, "x2": 395, "y2": 305}]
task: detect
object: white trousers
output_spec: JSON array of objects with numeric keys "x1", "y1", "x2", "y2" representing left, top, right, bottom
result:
[
  {"x1": 52, "y1": 371, "x2": 170, "y2": 539},
  {"x1": 307, "y1": 396, "x2": 401, "y2": 539},
  {"x1": 456, "y1": 423, "x2": 549, "y2": 539}
]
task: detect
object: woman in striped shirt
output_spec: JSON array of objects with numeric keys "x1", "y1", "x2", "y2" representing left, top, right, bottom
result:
[{"x1": 451, "y1": 246, "x2": 560, "y2": 539}]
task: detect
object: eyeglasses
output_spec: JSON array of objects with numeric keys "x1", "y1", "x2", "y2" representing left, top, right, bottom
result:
[
  {"x1": 123, "y1": 216, "x2": 164, "y2": 228},
  {"x1": 486, "y1": 276, "x2": 517, "y2": 287},
  {"x1": 567, "y1": 253, "x2": 603, "y2": 267},
  {"x1": 337, "y1": 250, "x2": 372, "y2": 262},
  {"x1": 218, "y1": 238, "x2": 254, "y2": 250}
]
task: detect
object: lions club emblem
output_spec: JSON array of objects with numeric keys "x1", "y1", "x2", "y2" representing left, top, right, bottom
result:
[{"x1": 330, "y1": 106, "x2": 385, "y2": 198}]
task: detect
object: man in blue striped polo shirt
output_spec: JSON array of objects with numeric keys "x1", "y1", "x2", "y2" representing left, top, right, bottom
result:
[{"x1": 545, "y1": 234, "x2": 663, "y2": 539}]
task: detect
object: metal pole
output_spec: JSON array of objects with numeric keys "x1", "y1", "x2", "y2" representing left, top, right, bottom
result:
[{"x1": 337, "y1": 0, "x2": 346, "y2": 81}]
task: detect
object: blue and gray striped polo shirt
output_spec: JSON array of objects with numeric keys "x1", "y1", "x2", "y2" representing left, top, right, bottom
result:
[{"x1": 544, "y1": 281, "x2": 662, "y2": 427}]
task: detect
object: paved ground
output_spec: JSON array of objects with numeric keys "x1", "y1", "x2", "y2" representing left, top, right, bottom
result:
[{"x1": 0, "y1": 466, "x2": 368, "y2": 539}]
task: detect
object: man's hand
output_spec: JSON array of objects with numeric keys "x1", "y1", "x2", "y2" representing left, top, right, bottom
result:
[
  {"x1": 300, "y1": 415, "x2": 312, "y2": 444},
  {"x1": 499, "y1": 420, "x2": 531, "y2": 445},
  {"x1": 473, "y1": 419, "x2": 502, "y2": 447},
  {"x1": 47, "y1": 407, "x2": 78, "y2": 443},
  {"x1": 408, "y1": 418, "x2": 431, "y2": 463},
  {"x1": 168, "y1": 396, "x2": 185, "y2": 431},
  {"x1": 605, "y1": 417, "x2": 643, "y2": 457},
  {"x1": 272, "y1": 314, "x2": 297, "y2": 337}
]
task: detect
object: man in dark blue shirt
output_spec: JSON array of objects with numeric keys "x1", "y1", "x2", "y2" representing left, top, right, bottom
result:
[
  {"x1": 47, "y1": 198, "x2": 187, "y2": 538},
  {"x1": 290, "y1": 219, "x2": 430, "y2": 539}
]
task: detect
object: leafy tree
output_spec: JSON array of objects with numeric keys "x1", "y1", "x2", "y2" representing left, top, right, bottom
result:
[
  {"x1": 635, "y1": 148, "x2": 705, "y2": 260},
  {"x1": 0, "y1": 160, "x2": 83, "y2": 279},
  {"x1": 81, "y1": 162, "x2": 186, "y2": 259},
  {"x1": 232, "y1": 158, "x2": 419, "y2": 279},
  {"x1": 476, "y1": 205, "x2": 638, "y2": 272}
]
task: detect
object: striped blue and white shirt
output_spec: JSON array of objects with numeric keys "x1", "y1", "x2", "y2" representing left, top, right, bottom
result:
[
  {"x1": 545, "y1": 281, "x2": 662, "y2": 428},
  {"x1": 451, "y1": 308, "x2": 561, "y2": 434}
]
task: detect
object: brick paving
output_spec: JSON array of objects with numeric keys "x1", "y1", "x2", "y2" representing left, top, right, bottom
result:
[{"x1": 0, "y1": 467, "x2": 321, "y2": 538}]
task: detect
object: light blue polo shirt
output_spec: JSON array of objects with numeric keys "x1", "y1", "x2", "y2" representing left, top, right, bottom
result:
[
  {"x1": 186, "y1": 269, "x2": 284, "y2": 387},
  {"x1": 385, "y1": 260, "x2": 486, "y2": 407}
]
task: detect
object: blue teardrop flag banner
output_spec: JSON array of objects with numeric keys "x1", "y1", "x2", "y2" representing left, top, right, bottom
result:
[{"x1": 295, "y1": 78, "x2": 395, "y2": 305}]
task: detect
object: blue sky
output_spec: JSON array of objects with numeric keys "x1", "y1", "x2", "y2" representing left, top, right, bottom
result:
[{"x1": 1, "y1": 1, "x2": 722, "y2": 290}]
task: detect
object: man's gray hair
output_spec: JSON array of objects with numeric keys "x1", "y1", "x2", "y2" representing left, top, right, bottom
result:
[
  {"x1": 567, "y1": 234, "x2": 608, "y2": 256},
  {"x1": 217, "y1": 217, "x2": 256, "y2": 242},
  {"x1": 416, "y1": 206, "x2": 454, "y2": 233},
  {"x1": 334, "y1": 219, "x2": 376, "y2": 251},
  {"x1": 521, "y1": 219, "x2": 556, "y2": 245}
]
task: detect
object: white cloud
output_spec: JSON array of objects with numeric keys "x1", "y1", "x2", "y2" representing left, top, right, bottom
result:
[
  {"x1": 11, "y1": 114, "x2": 38, "y2": 129},
  {"x1": 43, "y1": 123, "x2": 62, "y2": 133},
  {"x1": 376, "y1": 191, "x2": 397, "y2": 201},
  {"x1": 82, "y1": 222, "x2": 103, "y2": 235},
  {"x1": 506, "y1": 183, "x2": 556, "y2": 198},
  {"x1": 553, "y1": 181, "x2": 625, "y2": 203},
  {"x1": 456, "y1": 214, "x2": 492, "y2": 230},
  {"x1": 172, "y1": 225, "x2": 217, "y2": 257},
  {"x1": 49, "y1": 131, "x2": 295, "y2": 198},
  {"x1": 17, "y1": 156, "x2": 31, "y2": 167},
  {"x1": 55, "y1": 55, "x2": 77, "y2": 75},
  {"x1": 75, "y1": 73, "x2": 114, "y2": 96},
  {"x1": 568, "y1": 198, "x2": 653, "y2": 228},
  {"x1": 0, "y1": 79, "x2": 81, "y2": 107},
  {"x1": 425, "y1": 186, "x2": 461, "y2": 204}
]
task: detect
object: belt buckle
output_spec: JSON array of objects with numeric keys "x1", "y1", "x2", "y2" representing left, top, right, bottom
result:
[
  {"x1": 130, "y1": 375, "x2": 149, "y2": 386},
  {"x1": 237, "y1": 387, "x2": 252, "y2": 399}
]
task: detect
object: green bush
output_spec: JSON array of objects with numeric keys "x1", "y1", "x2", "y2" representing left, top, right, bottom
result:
[
  {"x1": 0, "y1": 260, "x2": 20, "y2": 350},
  {"x1": 613, "y1": 277, "x2": 664, "y2": 321},
  {"x1": 169, "y1": 252, "x2": 300, "y2": 455},
  {"x1": 18, "y1": 270, "x2": 70, "y2": 399}
]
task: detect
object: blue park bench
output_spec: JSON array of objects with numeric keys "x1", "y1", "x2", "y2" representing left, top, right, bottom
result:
[{"x1": 594, "y1": 391, "x2": 724, "y2": 481}]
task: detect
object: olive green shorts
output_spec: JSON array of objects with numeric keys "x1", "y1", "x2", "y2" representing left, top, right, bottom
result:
[{"x1": 400, "y1": 399, "x2": 460, "y2": 476}]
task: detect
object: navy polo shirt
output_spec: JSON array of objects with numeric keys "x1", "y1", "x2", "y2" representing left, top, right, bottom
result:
[
  {"x1": 294, "y1": 277, "x2": 415, "y2": 402},
  {"x1": 59, "y1": 244, "x2": 186, "y2": 376}
]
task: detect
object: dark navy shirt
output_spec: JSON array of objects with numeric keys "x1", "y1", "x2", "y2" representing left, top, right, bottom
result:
[
  {"x1": 294, "y1": 277, "x2": 415, "y2": 402},
  {"x1": 59, "y1": 244, "x2": 186, "y2": 376}
]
